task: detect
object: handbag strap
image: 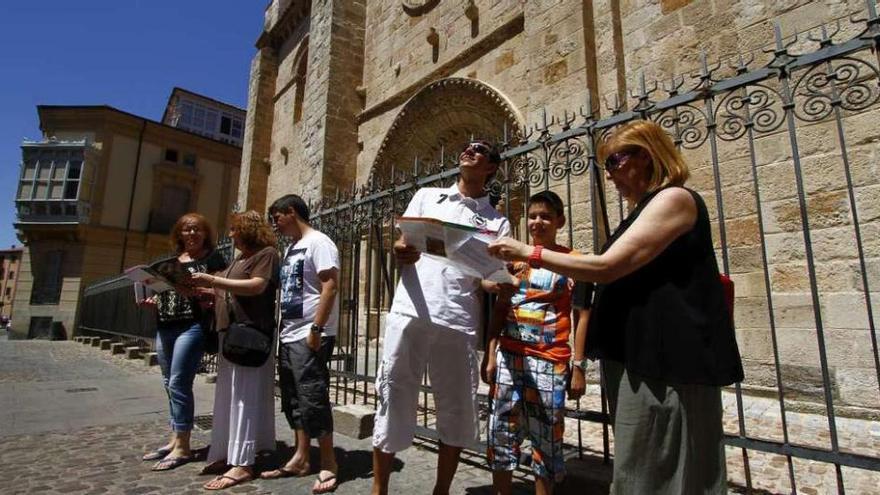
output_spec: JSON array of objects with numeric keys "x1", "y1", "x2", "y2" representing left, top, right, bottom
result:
[{"x1": 222, "y1": 259, "x2": 240, "y2": 324}]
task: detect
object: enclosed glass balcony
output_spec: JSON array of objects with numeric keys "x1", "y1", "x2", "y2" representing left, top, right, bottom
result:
[{"x1": 15, "y1": 140, "x2": 90, "y2": 224}]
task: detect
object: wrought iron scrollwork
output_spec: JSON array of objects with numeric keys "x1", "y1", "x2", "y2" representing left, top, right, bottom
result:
[
  {"x1": 715, "y1": 84, "x2": 786, "y2": 140},
  {"x1": 792, "y1": 57, "x2": 880, "y2": 121},
  {"x1": 653, "y1": 105, "x2": 709, "y2": 149}
]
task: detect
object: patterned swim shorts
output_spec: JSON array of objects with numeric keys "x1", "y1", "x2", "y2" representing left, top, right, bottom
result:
[{"x1": 487, "y1": 348, "x2": 568, "y2": 481}]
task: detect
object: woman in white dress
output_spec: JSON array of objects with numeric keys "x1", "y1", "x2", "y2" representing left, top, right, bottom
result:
[{"x1": 191, "y1": 210, "x2": 280, "y2": 490}]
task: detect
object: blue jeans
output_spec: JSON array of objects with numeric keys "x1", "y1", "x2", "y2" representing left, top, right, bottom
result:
[{"x1": 156, "y1": 321, "x2": 205, "y2": 432}]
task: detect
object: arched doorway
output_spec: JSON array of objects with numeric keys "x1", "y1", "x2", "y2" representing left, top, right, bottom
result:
[{"x1": 371, "y1": 77, "x2": 523, "y2": 178}]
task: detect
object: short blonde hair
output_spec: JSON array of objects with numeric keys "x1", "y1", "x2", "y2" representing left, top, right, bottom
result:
[
  {"x1": 598, "y1": 120, "x2": 689, "y2": 191},
  {"x1": 229, "y1": 210, "x2": 276, "y2": 251}
]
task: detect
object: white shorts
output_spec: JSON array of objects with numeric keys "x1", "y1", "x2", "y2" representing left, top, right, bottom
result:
[{"x1": 372, "y1": 312, "x2": 480, "y2": 453}]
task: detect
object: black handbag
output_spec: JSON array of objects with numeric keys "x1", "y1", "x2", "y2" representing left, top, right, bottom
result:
[
  {"x1": 218, "y1": 262, "x2": 272, "y2": 367},
  {"x1": 221, "y1": 321, "x2": 272, "y2": 367}
]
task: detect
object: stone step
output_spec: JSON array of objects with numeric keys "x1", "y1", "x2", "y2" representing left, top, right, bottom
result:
[
  {"x1": 143, "y1": 352, "x2": 159, "y2": 367},
  {"x1": 124, "y1": 346, "x2": 142, "y2": 359},
  {"x1": 110, "y1": 343, "x2": 125, "y2": 354},
  {"x1": 332, "y1": 403, "x2": 375, "y2": 440},
  {"x1": 99, "y1": 339, "x2": 113, "y2": 350}
]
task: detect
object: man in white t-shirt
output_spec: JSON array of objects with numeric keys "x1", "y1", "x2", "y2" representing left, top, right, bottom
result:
[
  {"x1": 263, "y1": 194, "x2": 340, "y2": 494},
  {"x1": 371, "y1": 140, "x2": 512, "y2": 495}
]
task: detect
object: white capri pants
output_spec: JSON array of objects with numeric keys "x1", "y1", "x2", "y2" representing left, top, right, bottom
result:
[{"x1": 372, "y1": 312, "x2": 480, "y2": 453}]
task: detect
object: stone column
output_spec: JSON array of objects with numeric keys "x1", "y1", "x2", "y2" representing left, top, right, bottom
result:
[
  {"x1": 300, "y1": 0, "x2": 365, "y2": 201},
  {"x1": 237, "y1": 46, "x2": 278, "y2": 213}
]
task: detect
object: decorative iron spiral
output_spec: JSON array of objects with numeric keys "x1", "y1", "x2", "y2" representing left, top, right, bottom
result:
[
  {"x1": 792, "y1": 58, "x2": 880, "y2": 122},
  {"x1": 716, "y1": 84, "x2": 786, "y2": 141},
  {"x1": 548, "y1": 141, "x2": 571, "y2": 182},
  {"x1": 568, "y1": 138, "x2": 592, "y2": 177},
  {"x1": 526, "y1": 151, "x2": 546, "y2": 188},
  {"x1": 653, "y1": 105, "x2": 709, "y2": 149},
  {"x1": 507, "y1": 154, "x2": 533, "y2": 189}
]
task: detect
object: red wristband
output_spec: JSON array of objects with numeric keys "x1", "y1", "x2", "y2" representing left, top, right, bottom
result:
[{"x1": 528, "y1": 245, "x2": 544, "y2": 269}]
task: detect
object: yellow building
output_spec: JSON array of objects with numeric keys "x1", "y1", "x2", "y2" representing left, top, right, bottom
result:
[
  {"x1": 11, "y1": 101, "x2": 242, "y2": 340},
  {"x1": 0, "y1": 246, "x2": 23, "y2": 326}
]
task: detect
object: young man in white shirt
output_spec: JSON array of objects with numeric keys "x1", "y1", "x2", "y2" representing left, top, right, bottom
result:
[
  {"x1": 264, "y1": 194, "x2": 340, "y2": 494},
  {"x1": 371, "y1": 141, "x2": 511, "y2": 495}
]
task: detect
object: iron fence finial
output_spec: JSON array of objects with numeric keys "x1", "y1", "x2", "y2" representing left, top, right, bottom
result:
[{"x1": 867, "y1": 0, "x2": 878, "y2": 21}]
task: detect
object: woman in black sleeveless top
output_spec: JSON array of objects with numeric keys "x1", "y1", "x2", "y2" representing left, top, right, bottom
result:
[{"x1": 489, "y1": 120, "x2": 743, "y2": 494}]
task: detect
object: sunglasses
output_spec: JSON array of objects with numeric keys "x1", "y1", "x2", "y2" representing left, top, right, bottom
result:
[
  {"x1": 602, "y1": 151, "x2": 637, "y2": 171},
  {"x1": 464, "y1": 142, "x2": 491, "y2": 156}
]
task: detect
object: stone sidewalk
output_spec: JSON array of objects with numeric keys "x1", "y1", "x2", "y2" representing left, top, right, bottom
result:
[
  {"x1": 0, "y1": 340, "x2": 608, "y2": 494},
  {"x1": 2, "y1": 339, "x2": 879, "y2": 493}
]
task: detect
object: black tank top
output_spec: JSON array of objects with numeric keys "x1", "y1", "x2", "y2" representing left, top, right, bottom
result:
[{"x1": 585, "y1": 187, "x2": 744, "y2": 386}]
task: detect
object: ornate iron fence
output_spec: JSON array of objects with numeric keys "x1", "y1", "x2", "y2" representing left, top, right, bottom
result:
[{"x1": 310, "y1": 3, "x2": 880, "y2": 493}]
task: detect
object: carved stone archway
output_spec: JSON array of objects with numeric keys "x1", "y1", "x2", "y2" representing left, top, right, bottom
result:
[{"x1": 371, "y1": 77, "x2": 523, "y2": 178}]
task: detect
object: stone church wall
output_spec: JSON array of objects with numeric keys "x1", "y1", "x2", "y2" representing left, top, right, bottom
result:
[{"x1": 241, "y1": 0, "x2": 880, "y2": 417}]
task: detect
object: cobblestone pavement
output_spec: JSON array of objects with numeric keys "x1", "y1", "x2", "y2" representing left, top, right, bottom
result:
[
  {"x1": 0, "y1": 340, "x2": 607, "y2": 494},
  {"x1": 2, "y1": 339, "x2": 879, "y2": 494}
]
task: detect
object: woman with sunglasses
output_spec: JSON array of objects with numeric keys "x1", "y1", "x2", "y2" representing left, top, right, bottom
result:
[
  {"x1": 140, "y1": 213, "x2": 228, "y2": 471},
  {"x1": 488, "y1": 120, "x2": 743, "y2": 494}
]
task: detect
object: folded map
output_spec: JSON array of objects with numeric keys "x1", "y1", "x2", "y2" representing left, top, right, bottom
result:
[
  {"x1": 124, "y1": 255, "x2": 192, "y2": 293},
  {"x1": 397, "y1": 217, "x2": 516, "y2": 284}
]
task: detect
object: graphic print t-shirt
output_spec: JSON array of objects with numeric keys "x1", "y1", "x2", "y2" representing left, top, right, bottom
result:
[{"x1": 279, "y1": 230, "x2": 340, "y2": 343}]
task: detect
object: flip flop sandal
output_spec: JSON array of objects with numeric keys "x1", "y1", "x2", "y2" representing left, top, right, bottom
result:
[
  {"x1": 312, "y1": 472, "x2": 338, "y2": 494},
  {"x1": 259, "y1": 466, "x2": 308, "y2": 479},
  {"x1": 141, "y1": 447, "x2": 171, "y2": 461},
  {"x1": 203, "y1": 473, "x2": 253, "y2": 491},
  {"x1": 151, "y1": 455, "x2": 193, "y2": 471}
]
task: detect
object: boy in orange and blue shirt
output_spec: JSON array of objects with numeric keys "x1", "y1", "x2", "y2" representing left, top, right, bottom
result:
[{"x1": 481, "y1": 190, "x2": 592, "y2": 495}]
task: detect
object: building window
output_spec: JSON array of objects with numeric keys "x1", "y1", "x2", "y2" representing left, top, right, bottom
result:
[
  {"x1": 149, "y1": 185, "x2": 191, "y2": 234},
  {"x1": 31, "y1": 251, "x2": 63, "y2": 304},
  {"x1": 232, "y1": 118, "x2": 243, "y2": 139},
  {"x1": 5, "y1": 287, "x2": 10, "y2": 297},
  {"x1": 165, "y1": 149, "x2": 179, "y2": 163},
  {"x1": 183, "y1": 153, "x2": 197, "y2": 167},
  {"x1": 8, "y1": 270, "x2": 13, "y2": 279},
  {"x1": 205, "y1": 109, "x2": 218, "y2": 134},
  {"x1": 17, "y1": 146, "x2": 87, "y2": 222},
  {"x1": 219, "y1": 115, "x2": 243, "y2": 140},
  {"x1": 179, "y1": 101, "x2": 193, "y2": 125}
]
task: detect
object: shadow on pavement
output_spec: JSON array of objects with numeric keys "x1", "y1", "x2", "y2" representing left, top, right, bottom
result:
[
  {"x1": 257, "y1": 441, "x2": 405, "y2": 484},
  {"x1": 465, "y1": 481, "x2": 533, "y2": 494}
]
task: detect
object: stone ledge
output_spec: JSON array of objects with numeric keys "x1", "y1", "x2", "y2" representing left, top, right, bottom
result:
[
  {"x1": 110, "y1": 343, "x2": 125, "y2": 355},
  {"x1": 90, "y1": 337, "x2": 102, "y2": 347},
  {"x1": 124, "y1": 347, "x2": 141, "y2": 359},
  {"x1": 99, "y1": 339, "x2": 113, "y2": 350},
  {"x1": 332, "y1": 403, "x2": 374, "y2": 440},
  {"x1": 143, "y1": 352, "x2": 159, "y2": 366}
]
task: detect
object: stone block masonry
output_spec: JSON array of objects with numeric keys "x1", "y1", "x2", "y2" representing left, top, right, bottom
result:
[{"x1": 332, "y1": 403, "x2": 374, "y2": 439}]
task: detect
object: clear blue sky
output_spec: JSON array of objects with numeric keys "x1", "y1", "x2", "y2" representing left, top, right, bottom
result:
[{"x1": 0, "y1": 1, "x2": 262, "y2": 249}]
